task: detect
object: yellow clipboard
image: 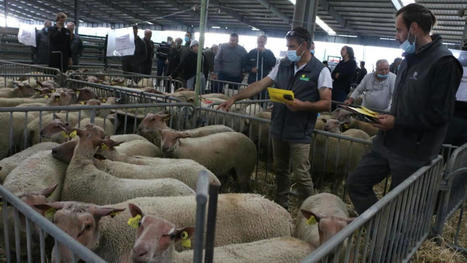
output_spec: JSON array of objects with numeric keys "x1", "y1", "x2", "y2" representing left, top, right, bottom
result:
[
  {"x1": 339, "y1": 105, "x2": 379, "y2": 123},
  {"x1": 267, "y1": 88, "x2": 294, "y2": 104}
]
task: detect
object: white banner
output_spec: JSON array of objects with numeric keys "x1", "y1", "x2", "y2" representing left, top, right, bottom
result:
[
  {"x1": 17, "y1": 26, "x2": 36, "y2": 47},
  {"x1": 106, "y1": 27, "x2": 135, "y2": 57}
]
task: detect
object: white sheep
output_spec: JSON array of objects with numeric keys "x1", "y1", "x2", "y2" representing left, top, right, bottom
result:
[
  {"x1": 37, "y1": 193, "x2": 293, "y2": 262},
  {"x1": 109, "y1": 134, "x2": 148, "y2": 144},
  {"x1": 3, "y1": 151, "x2": 67, "y2": 201},
  {"x1": 114, "y1": 139, "x2": 162, "y2": 157},
  {"x1": 130, "y1": 202, "x2": 352, "y2": 263},
  {"x1": 76, "y1": 117, "x2": 115, "y2": 136},
  {"x1": 161, "y1": 130, "x2": 257, "y2": 192},
  {"x1": 137, "y1": 112, "x2": 233, "y2": 146},
  {"x1": 294, "y1": 193, "x2": 349, "y2": 248},
  {"x1": 0, "y1": 97, "x2": 48, "y2": 107},
  {"x1": 0, "y1": 142, "x2": 58, "y2": 182},
  {"x1": 28, "y1": 112, "x2": 80, "y2": 145},
  {"x1": 61, "y1": 126, "x2": 195, "y2": 205}
]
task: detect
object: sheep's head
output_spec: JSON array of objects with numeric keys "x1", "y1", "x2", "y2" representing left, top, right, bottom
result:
[
  {"x1": 137, "y1": 113, "x2": 171, "y2": 142},
  {"x1": 40, "y1": 118, "x2": 73, "y2": 143},
  {"x1": 15, "y1": 82, "x2": 36, "y2": 97},
  {"x1": 52, "y1": 140, "x2": 77, "y2": 164},
  {"x1": 332, "y1": 108, "x2": 353, "y2": 122},
  {"x1": 95, "y1": 137, "x2": 123, "y2": 160},
  {"x1": 48, "y1": 90, "x2": 75, "y2": 106},
  {"x1": 17, "y1": 184, "x2": 58, "y2": 214},
  {"x1": 301, "y1": 209, "x2": 354, "y2": 244},
  {"x1": 34, "y1": 202, "x2": 124, "y2": 263},
  {"x1": 322, "y1": 118, "x2": 342, "y2": 133},
  {"x1": 129, "y1": 203, "x2": 194, "y2": 263},
  {"x1": 160, "y1": 129, "x2": 189, "y2": 156},
  {"x1": 77, "y1": 88, "x2": 96, "y2": 102}
]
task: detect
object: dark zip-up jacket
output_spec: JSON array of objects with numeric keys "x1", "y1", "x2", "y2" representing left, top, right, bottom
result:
[
  {"x1": 270, "y1": 56, "x2": 324, "y2": 143},
  {"x1": 244, "y1": 48, "x2": 276, "y2": 84},
  {"x1": 33, "y1": 28, "x2": 49, "y2": 64},
  {"x1": 374, "y1": 35, "x2": 463, "y2": 161},
  {"x1": 173, "y1": 51, "x2": 209, "y2": 80},
  {"x1": 70, "y1": 34, "x2": 83, "y2": 65},
  {"x1": 122, "y1": 36, "x2": 147, "y2": 74},
  {"x1": 48, "y1": 25, "x2": 71, "y2": 72}
]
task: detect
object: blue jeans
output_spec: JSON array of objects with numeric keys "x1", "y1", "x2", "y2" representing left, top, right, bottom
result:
[{"x1": 157, "y1": 59, "x2": 166, "y2": 76}]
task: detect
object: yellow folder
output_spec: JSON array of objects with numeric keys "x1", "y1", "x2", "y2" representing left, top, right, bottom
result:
[{"x1": 267, "y1": 88, "x2": 294, "y2": 104}]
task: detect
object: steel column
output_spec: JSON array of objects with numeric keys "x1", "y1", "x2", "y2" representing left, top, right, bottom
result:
[
  {"x1": 462, "y1": 16, "x2": 467, "y2": 49},
  {"x1": 194, "y1": 0, "x2": 209, "y2": 106},
  {"x1": 304, "y1": 0, "x2": 318, "y2": 39},
  {"x1": 292, "y1": 0, "x2": 306, "y2": 29},
  {"x1": 3, "y1": 0, "x2": 7, "y2": 27},
  {"x1": 74, "y1": 0, "x2": 79, "y2": 32}
]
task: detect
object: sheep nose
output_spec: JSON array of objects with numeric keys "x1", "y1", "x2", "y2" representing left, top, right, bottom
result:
[
  {"x1": 52, "y1": 148, "x2": 58, "y2": 155},
  {"x1": 132, "y1": 247, "x2": 148, "y2": 259}
]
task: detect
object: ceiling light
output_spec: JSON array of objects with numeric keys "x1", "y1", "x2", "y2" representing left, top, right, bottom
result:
[
  {"x1": 146, "y1": 21, "x2": 153, "y2": 25},
  {"x1": 337, "y1": 34, "x2": 358, "y2": 38},
  {"x1": 379, "y1": 37, "x2": 396, "y2": 41},
  {"x1": 212, "y1": 26, "x2": 221, "y2": 29},
  {"x1": 391, "y1": 0, "x2": 415, "y2": 10},
  {"x1": 251, "y1": 27, "x2": 260, "y2": 31}
]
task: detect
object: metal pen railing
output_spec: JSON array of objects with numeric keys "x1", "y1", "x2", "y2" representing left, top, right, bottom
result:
[
  {"x1": 0, "y1": 184, "x2": 106, "y2": 262},
  {"x1": 301, "y1": 156, "x2": 444, "y2": 263}
]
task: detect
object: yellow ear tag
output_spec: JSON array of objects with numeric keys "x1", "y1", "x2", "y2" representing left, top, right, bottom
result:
[
  {"x1": 69, "y1": 130, "x2": 77, "y2": 139},
  {"x1": 109, "y1": 210, "x2": 122, "y2": 218},
  {"x1": 102, "y1": 98, "x2": 107, "y2": 103},
  {"x1": 180, "y1": 231, "x2": 191, "y2": 248},
  {"x1": 80, "y1": 101, "x2": 85, "y2": 105},
  {"x1": 61, "y1": 131, "x2": 69, "y2": 139},
  {"x1": 44, "y1": 207, "x2": 56, "y2": 220},
  {"x1": 128, "y1": 214, "x2": 142, "y2": 229},
  {"x1": 306, "y1": 215, "x2": 317, "y2": 225},
  {"x1": 44, "y1": 95, "x2": 49, "y2": 99},
  {"x1": 100, "y1": 143, "x2": 109, "y2": 151}
]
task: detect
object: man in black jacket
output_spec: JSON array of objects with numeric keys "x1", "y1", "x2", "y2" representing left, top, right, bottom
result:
[
  {"x1": 121, "y1": 26, "x2": 147, "y2": 75},
  {"x1": 170, "y1": 40, "x2": 209, "y2": 91},
  {"x1": 142, "y1": 29, "x2": 155, "y2": 75},
  {"x1": 156, "y1": 36, "x2": 171, "y2": 76},
  {"x1": 48, "y1": 13, "x2": 72, "y2": 72},
  {"x1": 67, "y1": 22, "x2": 83, "y2": 65},
  {"x1": 244, "y1": 35, "x2": 276, "y2": 99},
  {"x1": 347, "y1": 4, "x2": 463, "y2": 215},
  {"x1": 33, "y1": 20, "x2": 51, "y2": 64}
]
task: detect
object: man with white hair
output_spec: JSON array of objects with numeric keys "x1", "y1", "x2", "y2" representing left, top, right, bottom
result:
[
  {"x1": 66, "y1": 22, "x2": 83, "y2": 65},
  {"x1": 345, "y1": 59, "x2": 396, "y2": 112}
]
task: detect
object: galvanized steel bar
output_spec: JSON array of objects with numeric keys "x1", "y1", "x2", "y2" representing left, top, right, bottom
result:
[{"x1": 193, "y1": 170, "x2": 210, "y2": 263}]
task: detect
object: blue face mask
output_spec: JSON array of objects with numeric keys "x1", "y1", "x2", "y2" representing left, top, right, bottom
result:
[
  {"x1": 377, "y1": 73, "x2": 388, "y2": 79},
  {"x1": 400, "y1": 31, "x2": 416, "y2": 54},
  {"x1": 184, "y1": 36, "x2": 190, "y2": 42},
  {"x1": 287, "y1": 45, "x2": 303, "y2": 62},
  {"x1": 310, "y1": 50, "x2": 315, "y2": 55}
]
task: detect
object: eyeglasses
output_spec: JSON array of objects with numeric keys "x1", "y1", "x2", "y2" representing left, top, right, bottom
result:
[{"x1": 285, "y1": 30, "x2": 308, "y2": 41}]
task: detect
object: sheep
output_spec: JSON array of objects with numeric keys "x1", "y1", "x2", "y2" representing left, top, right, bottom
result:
[
  {"x1": 46, "y1": 89, "x2": 76, "y2": 106},
  {"x1": 37, "y1": 193, "x2": 293, "y2": 262},
  {"x1": 294, "y1": 193, "x2": 349, "y2": 248},
  {"x1": 0, "y1": 112, "x2": 39, "y2": 159},
  {"x1": 110, "y1": 134, "x2": 148, "y2": 144},
  {"x1": 76, "y1": 117, "x2": 115, "y2": 136},
  {"x1": 137, "y1": 112, "x2": 234, "y2": 146},
  {"x1": 51, "y1": 138, "x2": 219, "y2": 190},
  {"x1": 3, "y1": 150, "x2": 66, "y2": 201},
  {"x1": 61, "y1": 126, "x2": 195, "y2": 205},
  {"x1": 0, "y1": 185, "x2": 59, "y2": 261},
  {"x1": 113, "y1": 139, "x2": 162, "y2": 157},
  {"x1": 310, "y1": 119, "x2": 371, "y2": 192},
  {"x1": 130, "y1": 203, "x2": 352, "y2": 263},
  {"x1": 344, "y1": 117, "x2": 379, "y2": 136},
  {"x1": 161, "y1": 130, "x2": 257, "y2": 192},
  {"x1": 0, "y1": 142, "x2": 58, "y2": 182},
  {"x1": 0, "y1": 97, "x2": 48, "y2": 107},
  {"x1": 28, "y1": 112, "x2": 80, "y2": 145},
  {"x1": 0, "y1": 81, "x2": 36, "y2": 98}
]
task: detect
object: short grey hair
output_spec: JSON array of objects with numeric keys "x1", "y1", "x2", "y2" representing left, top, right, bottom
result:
[{"x1": 376, "y1": 59, "x2": 389, "y2": 67}]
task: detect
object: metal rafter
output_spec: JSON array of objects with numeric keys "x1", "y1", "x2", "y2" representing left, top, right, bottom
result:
[
  {"x1": 93, "y1": 0, "x2": 158, "y2": 25},
  {"x1": 127, "y1": 0, "x2": 190, "y2": 28},
  {"x1": 254, "y1": 0, "x2": 291, "y2": 24},
  {"x1": 22, "y1": 0, "x2": 102, "y2": 24},
  {"x1": 210, "y1": 0, "x2": 267, "y2": 31},
  {"x1": 31, "y1": 0, "x2": 110, "y2": 24},
  {"x1": 319, "y1": 0, "x2": 356, "y2": 33}
]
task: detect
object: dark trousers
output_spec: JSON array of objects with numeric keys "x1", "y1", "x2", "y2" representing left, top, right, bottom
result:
[
  {"x1": 157, "y1": 59, "x2": 166, "y2": 76},
  {"x1": 212, "y1": 72, "x2": 242, "y2": 93},
  {"x1": 346, "y1": 149, "x2": 428, "y2": 215},
  {"x1": 331, "y1": 88, "x2": 348, "y2": 110}
]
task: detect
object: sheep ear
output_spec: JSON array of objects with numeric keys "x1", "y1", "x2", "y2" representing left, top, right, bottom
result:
[
  {"x1": 33, "y1": 202, "x2": 65, "y2": 216},
  {"x1": 128, "y1": 203, "x2": 144, "y2": 218},
  {"x1": 301, "y1": 209, "x2": 324, "y2": 223},
  {"x1": 40, "y1": 184, "x2": 58, "y2": 198}
]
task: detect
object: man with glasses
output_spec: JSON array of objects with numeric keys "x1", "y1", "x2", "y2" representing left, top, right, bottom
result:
[
  {"x1": 48, "y1": 12, "x2": 72, "y2": 72},
  {"x1": 218, "y1": 27, "x2": 332, "y2": 208}
]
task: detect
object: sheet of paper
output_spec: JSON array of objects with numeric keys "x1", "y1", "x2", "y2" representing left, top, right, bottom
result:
[
  {"x1": 106, "y1": 27, "x2": 135, "y2": 57},
  {"x1": 18, "y1": 26, "x2": 36, "y2": 47}
]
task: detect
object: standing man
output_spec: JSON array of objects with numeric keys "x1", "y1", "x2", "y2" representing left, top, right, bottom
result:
[
  {"x1": 204, "y1": 44, "x2": 218, "y2": 79},
  {"x1": 331, "y1": 46, "x2": 357, "y2": 104},
  {"x1": 33, "y1": 20, "x2": 51, "y2": 64},
  {"x1": 390, "y1": 57, "x2": 402, "y2": 74},
  {"x1": 346, "y1": 3, "x2": 463, "y2": 215},
  {"x1": 356, "y1": 61, "x2": 367, "y2": 84},
  {"x1": 171, "y1": 40, "x2": 209, "y2": 91},
  {"x1": 345, "y1": 59, "x2": 396, "y2": 112},
  {"x1": 121, "y1": 25, "x2": 147, "y2": 75},
  {"x1": 142, "y1": 29, "x2": 155, "y2": 75},
  {"x1": 213, "y1": 33, "x2": 247, "y2": 93},
  {"x1": 244, "y1": 35, "x2": 276, "y2": 99},
  {"x1": 66, "y1": 22, "x2": 83, "y2": 66},
  {"x1": 218, "y1": 27, "x2": 332, "y2": 208},
  {"x1": 48, "y1": 13, "x2": 72, "y2": 72},
  {"x1": 155, "y1": 36, "x2": 171, "y2": 76}
]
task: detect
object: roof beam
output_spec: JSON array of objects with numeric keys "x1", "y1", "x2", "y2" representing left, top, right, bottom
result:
[
  {"x1": 319, "y1": 0, "x2": 356, "y2": 33},
  {"x1": 24, "y1": 0, "x2": 103, "y2": 24},
  {"x1": 93, "y1": 0, "x2": 160, "y2": 25},
  {"x1": 253, "y1": 0, "x2": 291, "y2": 24},
  {"x1": 209, "y1": 0, "x2": 267, "y2": 31},
  {"x1": 127, "y1": 0, "x2": 189, "y2": 28}
]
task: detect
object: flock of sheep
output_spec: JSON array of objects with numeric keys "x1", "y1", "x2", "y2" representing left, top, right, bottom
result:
[{"x1": 0, "y1": 72, "x2": 376, "y2": 262}]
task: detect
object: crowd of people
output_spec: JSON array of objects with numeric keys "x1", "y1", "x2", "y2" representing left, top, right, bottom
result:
[{"x1": 32, "y1": 12, "x2": 83, "y2": 72}]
